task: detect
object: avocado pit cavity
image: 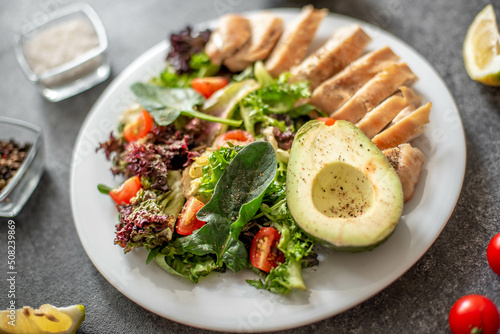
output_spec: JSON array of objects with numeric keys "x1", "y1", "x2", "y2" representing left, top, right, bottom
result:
[{"x1": 312, "y1": 161, "x2": 374, "y2": 219}]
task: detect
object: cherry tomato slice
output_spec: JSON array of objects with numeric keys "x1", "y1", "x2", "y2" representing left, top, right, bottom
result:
[
  {"x1": 123, "y1": 110, "x2": 154, "y2": 142},
  {"x1": 487, "y1": 233, "x2": 500, "y2": 275},
  {"x1": 176, "y1": 196, "x2": 206, "y2": 235},
  {"x1": 317, "y1": 117, "x2": 336, "y2": 126},
  {"x1": 191, "y1": 77, "x2": 229, "y2": 99},
  {"x1": 449, "y1": 294, "x2": 500, "y2": 334},
  {"x1": 109, "y1": 176, "x2": 141, "y2": 205},
  {"x1": 250, "y1": 227, "x2": 285, "y2": 272},
  {"x1": 216, "y1": 130, "x2": 254, "y2": 149}
]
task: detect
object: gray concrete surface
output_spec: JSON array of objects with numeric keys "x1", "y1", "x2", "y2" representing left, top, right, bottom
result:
[{"x1": 0, "y1": 0, "x2": 499, "y2": 333}]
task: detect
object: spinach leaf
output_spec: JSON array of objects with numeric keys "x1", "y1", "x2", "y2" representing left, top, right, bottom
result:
[
  {"x1": 130, "y1": 83, "x2": 242, "y2": 127},
  {"x1": 179, "y1": 141, "x2": 277, "y2": 272}
]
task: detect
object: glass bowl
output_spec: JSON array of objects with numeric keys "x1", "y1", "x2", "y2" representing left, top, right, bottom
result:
[
  {"x1": 0, "y1": 117, "x2": 44, "y2": 217},
  {"x1": 14, "y1": 3, "x2": 110, "y2": 102}
]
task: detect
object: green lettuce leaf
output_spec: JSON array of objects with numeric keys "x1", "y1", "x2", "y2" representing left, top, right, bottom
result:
[
  {"x1": 151, "y1": 52, "x2": 220, "y2": 88},
  {"x1": 239, "y1": 66, "x2": 311, "y2": 136},
  {"x1": 197, "y1": 145, "x2": 242, "y2": 202},
  {"x1": 153, "y1": 243, "x2": 219, "y2": 283}
]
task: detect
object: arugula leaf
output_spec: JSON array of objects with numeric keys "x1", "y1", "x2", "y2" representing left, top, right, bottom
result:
[
  {"x1": 130, "y1": 83, "x2": 242, "y2": 127},
  {"x1": 179, "y1": 141, "x2": 277, "y2": 272}
]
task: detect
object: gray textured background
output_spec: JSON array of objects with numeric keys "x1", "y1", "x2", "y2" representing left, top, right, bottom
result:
[{"x1": 1, "y1": 0, "x2": 500, "y2": 333}]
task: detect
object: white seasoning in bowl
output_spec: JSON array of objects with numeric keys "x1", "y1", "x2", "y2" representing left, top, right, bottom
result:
[{"x1": 23, "y1": 18, "x2": 99, "y2": 74}]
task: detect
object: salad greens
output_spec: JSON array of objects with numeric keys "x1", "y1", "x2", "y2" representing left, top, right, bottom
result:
[
  {"x1": 153, "y1": 52, "x2": 220, "y2": 88},
  {"x1": 99, "y1": 28, "x2": 322, "y2": 295},
  {"x1": 240, "y1": 62, "x2": 311, "y2": 136},
  {"x1": 197, "y1": 145, "x2": 242, "y2": 201},
  {"x1": 115, "y1": 171, "x2": 185, "y2": 253},
  {"x1": 131, "y1": 83, "x2": 241, "y2": 127},
  {"x1": 179, "y1": 141, "x2": 277, "y2": 272}
]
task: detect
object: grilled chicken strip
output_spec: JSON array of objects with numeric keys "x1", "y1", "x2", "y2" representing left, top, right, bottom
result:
[
  {"x1": 387, "y1": 87, "x2": 421, "y2": 126},
  {"x1": 383, "y1": 143, "x2": 424, "y2": 202},
  {"x1": 399, "y1": 86, "x2": 421, "y2": 108},
  {"x1": 289, "y1": 25, "x2": 371, "y2": 90},
  {"x1": 356, "y1": 93, "x2": 408, "y2": 139},
  {"x1": 372, "y1": 102, "x2": 432, "y2": 150},
  {"x1": 223, "y1": 12, "x2": 283, "y2": 72},
  {"x1": 356, "y1": 85, "x2": 422, "y2": 139},
  {"x1": 330, "y1": 62, "x2": 417, "y2": 123},
  {"x1": 310, "y1": 46, "x2": 399, "y2": 114},
  {"x1": 265, "y1": 5, "x2": 328, "y2": 77},
  {"x1": 205, "y1": 14, "x2": 251, "y2": 66}
]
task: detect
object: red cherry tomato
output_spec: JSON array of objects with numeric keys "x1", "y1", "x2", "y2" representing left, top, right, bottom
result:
[
  {"x1": 449, "y1": 294, "x2": 500, "y2": 334},
  {"x1": 176, "y1": 196, "x2": 206, "y2": 235},
  {"x1": 109, "y1": 176, "x2": 141, "y2": 205},
  {"x1": 216, "y1": 130, "x2": 254, "y2": 149},
  {"x1": 250, "y1": 227, "x2": 285, "y2": 272},
  {"x1": 317, "y1": 117, "x2": 336, "y2": 126},
  {"x1": 487, "y1": 233, "x2": 500, "y2": 275},
  {"x1": 123, "y1": 110, "x2": 154, "y2": 142},
  {"x1": 191, "y1": 77, "x2": 229, "y2": 99}
]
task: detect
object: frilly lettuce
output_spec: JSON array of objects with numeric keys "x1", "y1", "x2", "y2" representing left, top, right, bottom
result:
[{"x1": 114, "y1": 171, "x2": 185, "y2": 253}]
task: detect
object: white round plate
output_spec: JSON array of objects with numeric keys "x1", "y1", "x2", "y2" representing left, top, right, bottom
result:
[{"x1": 70, "y1": 9, "x2": 466, "y2": 333}]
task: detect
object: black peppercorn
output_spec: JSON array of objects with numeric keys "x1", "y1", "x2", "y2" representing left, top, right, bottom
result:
[{"x1": 0, "y1": 139, "x2": 31, "y2": 192}]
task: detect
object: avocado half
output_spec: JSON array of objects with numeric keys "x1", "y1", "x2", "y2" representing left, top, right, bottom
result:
[{"x1": 286, "y1": 120, "x2": 403, "y2": 251}]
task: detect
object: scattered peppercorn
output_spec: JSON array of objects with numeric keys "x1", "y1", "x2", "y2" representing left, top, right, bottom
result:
[{"x1": 0, "y1": 139, "x2": 31, "y2": 192}]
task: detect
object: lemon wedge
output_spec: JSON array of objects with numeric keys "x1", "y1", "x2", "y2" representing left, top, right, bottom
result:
[
  {"x1": 0, "y1": 304, "x2": 85, "y2": 334},
  {"x1": 464, "y1": 4, "x2": 500, "y2": 86}
]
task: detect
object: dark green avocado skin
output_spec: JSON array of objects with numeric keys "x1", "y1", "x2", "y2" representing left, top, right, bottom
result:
[{"x1": 309, "y1": 228, "x2": 397, "y2": 252}]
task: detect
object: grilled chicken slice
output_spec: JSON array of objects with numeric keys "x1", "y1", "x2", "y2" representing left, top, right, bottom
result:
[
  {"x1": 330, "y1": 62, "x2": 417, "y2": 123},
  {"x1": 223, "y1": 13, "x2": 283, "y2": 72},
  {"x1": 289, "y1": 25, "x2": 371, "y2": 90},
  {"x1": 310, "y1": 46, "x2": 399, "y2": 114},
  {"x1": 356, "y1": 93, "x2": 408, "y2": 139},
  {"x1": 356, "y1": 85, "x2": 423, "y2": 139},
  {"x1": 400, "y1": 86, "x2": 421, "y2": 108},
  {"x1": 205, "y1": 14, "x2": 251, "y2": 66},
  {"x1": 387, "y1": 87, "x2": 422, "y2": 126},
  {"x1": 383, "y1": 143, "x2": 424, "y2": 202},
  {"x1": 372, "y1": 102, "x2": 432, "y2": 150},
  {"x1": 265, "y1": 6, "x2": 328, "y2": 77},
  {"x1": 388, "y1": 104, "x2": 416, "y2": 126}
]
